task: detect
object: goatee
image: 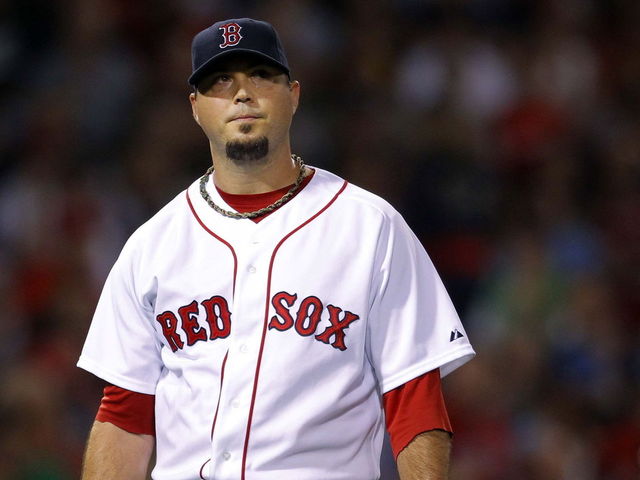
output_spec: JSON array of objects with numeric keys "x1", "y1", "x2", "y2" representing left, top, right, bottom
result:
[{"x1": 226, "y1": 136, "x2": 269, "y2": 164}]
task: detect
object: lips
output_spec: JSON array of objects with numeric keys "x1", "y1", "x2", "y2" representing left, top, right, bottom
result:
[{"x1": 229, "y1": 114, "x2": 262, "y2": 122}]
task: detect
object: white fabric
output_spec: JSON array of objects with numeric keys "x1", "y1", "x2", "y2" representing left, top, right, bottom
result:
[{"x1": 78, "y1": 167, "x2": 475, "y2": 480}]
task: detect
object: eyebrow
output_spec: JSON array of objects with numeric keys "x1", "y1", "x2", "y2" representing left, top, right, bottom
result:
[
  {"x1": 195, "y1": 64, "x2": 288, "y2": 92},
  {"x1": 212, "y1": 62, "x2": 283, "y2": 73}
]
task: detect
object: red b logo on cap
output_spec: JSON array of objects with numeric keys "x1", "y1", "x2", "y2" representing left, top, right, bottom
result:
[{"x1": 219, "y1": 22, "x2": 242, "y2": 48}]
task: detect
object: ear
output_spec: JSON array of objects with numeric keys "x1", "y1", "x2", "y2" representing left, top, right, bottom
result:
[
  {"x1": 189, "y1": 92, "x2": 200, "y2": 124},
  {"x1": 289, "y1": 80, "x2": 301, "y2": 115}
]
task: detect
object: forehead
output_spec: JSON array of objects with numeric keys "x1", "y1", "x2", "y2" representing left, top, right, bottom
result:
[{"x1": 208, "y1": 52, "x2": 286, "y2": 73}]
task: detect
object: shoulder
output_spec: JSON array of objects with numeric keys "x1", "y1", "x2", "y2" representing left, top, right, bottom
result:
[
  {"x1": 311, "y1": 169, "x2": 424, "y2": 261},
  {"x1": 312, "y1": 167, "x2": 405, "y2": 225},
  {"x1": 118, "y1": 188, "x2": 190, "y2": 261}
]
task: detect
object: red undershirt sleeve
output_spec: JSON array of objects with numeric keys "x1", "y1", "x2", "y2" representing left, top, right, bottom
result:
[
  {"x1": 382, "y1": 369, "x2": 452, "y2": 459},
  {"x1": 98, "y1": 369, "x2": 451, "y2": 448},
  {"x1": 96, "y1": 384, "x2": 155, "y2": 436}
]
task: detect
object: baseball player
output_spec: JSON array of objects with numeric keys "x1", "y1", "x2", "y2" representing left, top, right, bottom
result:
[{"x1": 78, "y1": 18, "x2": 475, "y2": 480}]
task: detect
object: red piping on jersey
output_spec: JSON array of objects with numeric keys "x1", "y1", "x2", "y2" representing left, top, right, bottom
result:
[
  {"x1": 211, "y1": 350, "x2": 229, "y2": 439},
  {"x1": 199, "y1": 350, "x2": 229, "y2": 479},
  {"x1": 241, "y1": 180, "x2": 349, "y2": 479},
  {"x1": 186, "y1": 191, "x2": 238, "y2": 296},
  {"x1": 199, "y1": 459, "x2": 210, "y2": 480},
  {"x1": 187, "y1": 190, "x2": 237, "y2": 480}
]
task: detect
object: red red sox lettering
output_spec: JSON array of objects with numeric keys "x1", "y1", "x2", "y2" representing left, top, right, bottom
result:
[{"x1": 155, "y1": 291, "x2": 360, "y2": 352}]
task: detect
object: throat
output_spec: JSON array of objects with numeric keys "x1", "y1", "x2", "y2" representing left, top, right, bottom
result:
[
  {"x1": 199, "y1": 154, "x2": 311, "y2": 221},
  {"x1": 215, "y1": 170, "x2": 314, "y2": 223}
]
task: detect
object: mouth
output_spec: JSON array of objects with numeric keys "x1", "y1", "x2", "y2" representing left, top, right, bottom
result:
[{"x1": 230, "y1": 115, "x2": 262, "y2": 123}]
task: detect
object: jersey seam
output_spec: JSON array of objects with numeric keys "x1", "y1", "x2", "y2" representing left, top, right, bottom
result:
[{"x1": 337, "y1": 185, "x2": 397, "y2": 220}]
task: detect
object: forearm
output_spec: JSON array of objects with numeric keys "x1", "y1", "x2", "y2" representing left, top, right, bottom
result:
[
  {"x1": 396, "y1": 430, "x2": 451, "y2": 480},
  {"x1": 82, "y1": 420, "x2": 155, "y2": 480}
]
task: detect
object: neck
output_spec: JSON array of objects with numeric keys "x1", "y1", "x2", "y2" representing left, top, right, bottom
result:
[{"x1": 209, "y1": 144, "x2": 299, "y2": 195}]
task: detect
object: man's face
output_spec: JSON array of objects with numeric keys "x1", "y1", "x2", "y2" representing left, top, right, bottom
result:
[{"x1": 190, "y1": 55, "x2": 300, "y2": 163}]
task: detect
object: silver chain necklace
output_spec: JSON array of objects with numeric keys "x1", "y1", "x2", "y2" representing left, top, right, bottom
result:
[{"x1": 199, "y1": 154, "x2": 306, "y2": 219}]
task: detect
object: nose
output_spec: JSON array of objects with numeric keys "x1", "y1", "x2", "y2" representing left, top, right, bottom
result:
[{"x1": 233, "y1": 74, "x2": 254, "y2": 104}]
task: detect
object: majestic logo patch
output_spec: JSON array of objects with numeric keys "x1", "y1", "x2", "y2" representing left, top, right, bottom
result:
[
  {"x1": 218, "y1": 22, "x2": 243, "y2": 48},
  {"x1": 450, "y1": 329, "x2": 464, "y2": 342}
]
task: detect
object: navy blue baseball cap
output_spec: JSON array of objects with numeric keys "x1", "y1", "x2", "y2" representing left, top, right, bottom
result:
[{"x1": 188, "y1": 18, "x2": 290, "y2": 87}]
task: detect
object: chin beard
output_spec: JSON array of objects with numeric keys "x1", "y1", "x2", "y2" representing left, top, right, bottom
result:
[{"x1": 225, "y1": 136, "x2": 269, "y2": 164}]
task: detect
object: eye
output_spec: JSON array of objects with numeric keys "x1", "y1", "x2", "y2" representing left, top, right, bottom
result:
[
  {"x1": 213, "y1": 73, "x2": 232, "y2": 84},
  {"x1": 198, "y1": 72, "x2": 233, "y2": 94},
  {"x1": 250, "y1": 68, "x2": 274, "y2": 79}
]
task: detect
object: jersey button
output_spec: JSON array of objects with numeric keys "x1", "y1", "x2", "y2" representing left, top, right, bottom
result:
[
  {"x1": 222, "y1": 452, "x2": 231, "y2": 461},
  {"x1": 239, "y1": 344, "x2": 248, "y2": 353},
  {"x1": 248, "y1": 265, "x2": 256, "y2": 273}
]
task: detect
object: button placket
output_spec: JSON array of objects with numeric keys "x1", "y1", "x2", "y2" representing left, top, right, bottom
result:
[{"x1": 209, "y1": 238, "x2": 272, "y2": 479}]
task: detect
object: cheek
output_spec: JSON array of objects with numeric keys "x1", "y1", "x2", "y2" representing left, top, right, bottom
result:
[
  {"x1": 197, "y1": 103, "x2": 218, "y2": 121},
  {"x1": 269, "y1": 97, "x2": 295, "y2": 128},
  {"x1": 194, "y1": 97, "x2": 224, "y2": 119},
  {"x1": 196, "y1": 106, "x2": 226, "y2": 134}
]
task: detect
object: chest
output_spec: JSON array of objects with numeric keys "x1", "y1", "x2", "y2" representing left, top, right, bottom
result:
[{"x1": 148, "y1": 210, "x2": 380, "y2": 361}]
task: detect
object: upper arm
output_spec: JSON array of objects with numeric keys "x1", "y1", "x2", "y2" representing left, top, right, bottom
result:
[
  {"x1": 383, "y1": 370, "x2": 452, "y2": 459},
  {"x1": 368, "y1": 211, "x2": 475, "y2": 393},
  {"x1": 97, "y1": 385, "x2": 156, "y2": 435},
  {"x1": 77, "y1": 234, "x2": 163, "y2": 394}
]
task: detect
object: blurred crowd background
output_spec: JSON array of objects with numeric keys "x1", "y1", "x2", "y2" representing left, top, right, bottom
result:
[{"x1": 1, "y1": 0, "x2": 639, "y2": 478}]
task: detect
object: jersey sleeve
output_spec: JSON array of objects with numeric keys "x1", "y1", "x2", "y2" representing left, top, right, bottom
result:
[
  {"x1": 367, "y1": 209, "x2": 475, "y2": 393},
  {"x1": 77, "y1": 233, "x2": 163, "y2": 394}
]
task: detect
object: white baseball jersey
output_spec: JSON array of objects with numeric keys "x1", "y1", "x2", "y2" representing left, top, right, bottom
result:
[{"x1": 78, "y1": 167, "x2": 475, "y2": 480}]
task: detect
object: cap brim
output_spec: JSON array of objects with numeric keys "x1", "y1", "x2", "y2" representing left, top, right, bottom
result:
[{"x1": 188, "y1": 49, "x2": 290, "y2": 86}]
